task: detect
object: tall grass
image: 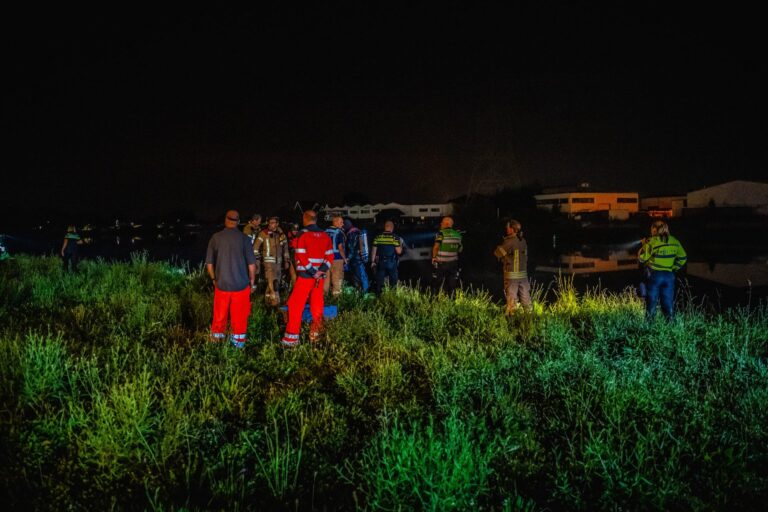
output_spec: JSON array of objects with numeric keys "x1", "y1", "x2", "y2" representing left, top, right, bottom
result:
[{"x1": 1, "y1": 254, "x2": 767, "y2": 510}]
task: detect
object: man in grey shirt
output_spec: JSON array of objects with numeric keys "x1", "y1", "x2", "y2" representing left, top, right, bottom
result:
[{"x1": 206, "y1": 210, "x2": 257, "y2": 348}]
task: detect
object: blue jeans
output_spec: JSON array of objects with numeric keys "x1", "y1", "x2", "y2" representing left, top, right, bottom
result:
[
  {"x1": 645, "y1": 270, "x2": 675, "y2": 320},
  {"x1": 375, "y1": 259, "x2": 398, "y2": 294},
  {"x1": 349, "y1": 260, "x2": 369, "y2": 293}
]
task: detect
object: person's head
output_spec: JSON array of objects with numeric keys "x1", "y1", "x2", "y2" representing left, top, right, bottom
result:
[
  {"x1": 384, "y1": 220, "x2": 395, "y2": 232},
  {"x1": 332, "y1": 215, "x2": 344, "y2": 229},
  {"x1": 343, "y1": 217, "x2": 353, "y2": 231},
  {"x1": 506, "y1": 219, "x2": 522, "y2": 237},
  {"x1": 267, "y1": 216, "x2": 280, "y2": 231},
  {"x1": 440, "y1": 216, "x2": 454, "y2": 229},
  {"x1": 224, "y1": 210, "x2": 240, "y2": 228},
  {"x1": 303, "y1": 210, "x2": 317, "y2": 227},
  {"x1": 66, "y1": 225, "x2": 77, "y2": 233},
  {"x1": 249, "y1": 213, "x2": 261, "y2": 225},
  {"x1": 650, "y1": 220, "x2": 670, "y2": 241}
]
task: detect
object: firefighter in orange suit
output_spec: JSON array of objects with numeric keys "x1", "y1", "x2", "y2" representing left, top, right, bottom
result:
[{"x1": 281, "y1": 210, "x2": 334, "y2": 346}]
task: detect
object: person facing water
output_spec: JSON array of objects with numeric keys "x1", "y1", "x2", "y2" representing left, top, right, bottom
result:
[
  {"x1": 494, "y1": 219, "x2": 531, "y2": 313},
  {"x1": 206, "y1": 210, "x2": 257, "y2": 348},
  {"x1": 61, "y1": 225, "x2": 82, "y2": 272},
  {"x1": 638, "y1": 220, "x2": 687, "y2": 321}
]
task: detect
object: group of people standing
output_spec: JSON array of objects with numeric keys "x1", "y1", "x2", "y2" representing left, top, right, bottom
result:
[
  {"x1": 205, "y1": 210, "x2": 478, "y2": 347},
  {"x1": 203, "y1": 211, "x2": 687, "y2": 348}
]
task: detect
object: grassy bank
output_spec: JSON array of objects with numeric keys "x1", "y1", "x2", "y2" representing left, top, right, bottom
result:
[{"x1": 1, "y1": 254, "x2": 766, "y2": 510}]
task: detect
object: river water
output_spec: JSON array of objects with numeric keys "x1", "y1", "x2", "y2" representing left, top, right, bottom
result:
[{"x1": 4, "y1": 225, "x2": 767, "y2": 310}]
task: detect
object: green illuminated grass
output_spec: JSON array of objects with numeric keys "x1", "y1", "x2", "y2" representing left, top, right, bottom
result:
[{"x1": 1, "y1": 255, "x2": 766, "y2": 510}]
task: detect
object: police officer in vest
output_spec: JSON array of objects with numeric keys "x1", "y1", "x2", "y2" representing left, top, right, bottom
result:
[
  {"x1": 638, "y1": 220, "x2": 687, "y2": 321},
  {"x1": 494, "y1": 219, "x2": 531, "y2": 313},
  {"x1": 431, "y1": 216, "x2": 463, "y2": 293},
  {"x1": 371, "y1": 220, "x2": 403, "y2": 294}
]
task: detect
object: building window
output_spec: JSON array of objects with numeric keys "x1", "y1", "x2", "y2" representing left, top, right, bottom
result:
[
  {"x1": 572, "y1": 262, "x2": 595, "y2": 269},
  {"x1": 560, "y1": 198, "x2": 569, "y2": 204},
  {"x1": 350, "y1": 211, "x2": 358, "y2": 215},
  {"x1": 372, "y1": 209, "x2": 380, "y2": 213},
  {"x1": 360, "y1": 210, "x2": 370, "y2": 214},
  {"x1": 430, "y1": 208, "x2": 440, "y2": 212},
  {"x1": 617, "y1": 197, "x2": 638, "y2": 203},
  {"x1": 572, "y1": 197, "x2": 595, "y2": 204},
  {"x1": 537, "y1": 198, "x2": 560, "y2": 205},
  {"x1": 618, "y1": 259, "x2": 637, "y2": 266},
  {"x1": 418, "y1": 208, "x2": 428, "y2": 212}
]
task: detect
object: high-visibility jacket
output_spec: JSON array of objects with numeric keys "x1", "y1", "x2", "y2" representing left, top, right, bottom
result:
[
  {"x1": 254, "y1": 228, "x2": 290, "y2": 265},
  {"x1": 372, "y1": 231, "x2": 402, "y2": 261},
  {"x1": 434, "y1": 228, "x2": 463, "y2": 263},
  {"x1": 494, "y1": 234, "x2": 528, "y2": 279},
  {"x1": 294, "y1": 224, "x2": 334, "y2": 279},
  {"x1": 325, "y1": 226, "x2": 347, "y2": 259},
  {"x1": 638, "y1": 235, "x2": 687, "y2": 272}
]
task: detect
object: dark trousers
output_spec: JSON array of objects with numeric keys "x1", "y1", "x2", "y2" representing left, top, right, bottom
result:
[
  {"x1": 375, "y1": 259, "x2": 398, "y2": 293},
  {"x1": 646, "y1": 270, "x2": 675, "y2": 320},
  {"x1": 434, "y1": 260, "x2": 459, "y2": 293},
  {"x1": 349, "y1": 260, "x2": 369, "y2": 293},
  {"x1": 62, "y1": 253, "x2": 78, "y2": 272}
]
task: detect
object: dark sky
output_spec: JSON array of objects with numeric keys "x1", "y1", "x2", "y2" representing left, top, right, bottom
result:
[{"x1": 5, "y1": 4, "x2": 766, "y2": 220}]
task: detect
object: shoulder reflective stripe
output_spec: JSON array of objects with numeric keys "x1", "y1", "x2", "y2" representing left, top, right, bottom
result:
[
  {"x1": 295, "y1": 248, "x2": 307, "y2": 253},
  {"x1": 309, "y1": 257, "x2": 324, "y2": 263},
  {"x1": 325, "y1": 249, "x2": 334, "y2": 255}
]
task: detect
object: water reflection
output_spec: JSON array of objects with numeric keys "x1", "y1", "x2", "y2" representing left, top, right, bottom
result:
[
  {"x1": 537, "y1": 247, "x2": 640, "y2": 274},
  {"x1": 399, "y1": 231, "x2": 437, "y2": 262},
  {"x1": 536, "y1": 243, "x2": 768, "y2": 290},
  {"x1": 687, "y1": 257, "x2": 768, "y2": 288}
]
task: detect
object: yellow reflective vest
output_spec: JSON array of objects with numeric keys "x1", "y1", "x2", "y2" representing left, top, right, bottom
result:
[{"x1": 638, "y1": 235, "x2": 687, "y2": 272}]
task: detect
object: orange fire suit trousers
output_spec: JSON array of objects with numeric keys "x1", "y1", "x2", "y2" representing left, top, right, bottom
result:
[
  {"x1": 282, "y1": 276, "x2": 325, "y2": 345},
  {"x1": 211, "y1": 287, "x2": 251, "y2": 341}
]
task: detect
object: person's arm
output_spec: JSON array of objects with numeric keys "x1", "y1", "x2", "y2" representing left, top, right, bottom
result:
[
  {"x1": 394, "y1": 237, "x2": 403, "y2": 256},
  {"x1": 61, "y1": 238, "x2": 68, "y2": 256},
  {"x1": 370, "y1": 245, "x2": 378, "y2": 266},
  {"x1": 432, "y1": 231, "x2": 442, "y2": 263},
  {"x1": 673, "y1": 241, "x2": 687, "y2": 271},
  {"x1": 638, "y1": 239, "x2": 652, "y2": 265},
  {"x1": 295, "y1": 233, "x2": 315, "y2": 276},
  {"x1": 206, "y1": 263, "x2": 216, "y2": 285},
  {"x1": 282, "y1": 238, "x2": 291, "y2": 269},
  {"x1": 253, "y1": 234, "x2": 263, "y2": 274},
  {"x1": 248, "y1": 263, "x2": 256, "y2": 288},
  {"x1": 317, "y1": 236, "x2": 334, "y2": 278}
]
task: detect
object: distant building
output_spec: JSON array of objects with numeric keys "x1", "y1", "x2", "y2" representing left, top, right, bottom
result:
[
  {"x1": 640, "y1": 195, "x2": 687, "y2": 218},
  {"x1": 325, "y1": 202, "x2": 454, "y2": 222},
  {"x1": 534, "y1": 185, "x2": 639, "y2": 220},
  {"x1": 686, "y1": 180, "x2": 768, "y2": 215}
]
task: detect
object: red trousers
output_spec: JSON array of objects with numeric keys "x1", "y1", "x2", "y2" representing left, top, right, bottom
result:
[
  {"x1": 211, "y1": 287, "x2": 251, "y2": 339},
  {"x1": 282, "y1": 276, "x2": 324, "y2": 344}
]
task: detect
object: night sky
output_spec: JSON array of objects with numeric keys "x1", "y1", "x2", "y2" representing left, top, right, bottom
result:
[{"x1": 5, "y1": 4, "x2": 766, "y2": 221}]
